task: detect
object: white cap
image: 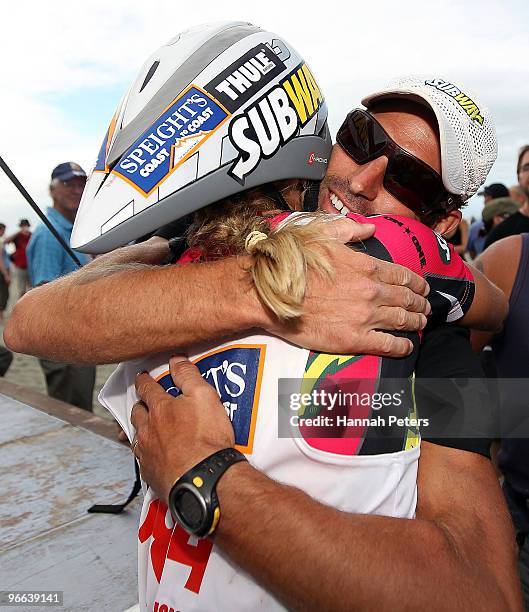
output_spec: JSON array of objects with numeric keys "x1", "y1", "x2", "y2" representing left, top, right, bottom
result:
[{"x1": 362, "y1": 76, "x2": 497, "y2": 202}]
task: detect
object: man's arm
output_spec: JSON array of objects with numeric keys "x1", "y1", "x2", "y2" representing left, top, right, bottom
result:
[
  {"x1": 471, "y1": 236, "x2": 521, "y2": 352},
  {"x1": 4, "y1": 222, "x2": 430, "y2": 364},
  {"x1": 213, "y1": 444, "x2": 520, "y2": 611},
  {"x1": 132, "y1": 359, "x2": 522, "y2": 612}
]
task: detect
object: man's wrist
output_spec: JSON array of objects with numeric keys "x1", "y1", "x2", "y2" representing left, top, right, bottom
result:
[
  {"x1": 215, "y1": 457, "x2": 253, "y2": 500},
  {"x1": 160, "y1": 442, "x2": 235, "y2": 503},
  {"x1": 167, "y1": 448, "x2": 246, "y2": 538}
]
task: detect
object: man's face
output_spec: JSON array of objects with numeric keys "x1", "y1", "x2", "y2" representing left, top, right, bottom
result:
[
  {"x1": 50, "y1": 177, "x2": 86, "y2": 215},
  {"x1": 518, "y1": 150, "x2": 529, "y2": 198},
  {"x1": 318, "y1": 102, "x2": 442, "y2": 220}
]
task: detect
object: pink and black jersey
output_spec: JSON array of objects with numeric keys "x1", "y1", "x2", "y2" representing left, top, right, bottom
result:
[{"x1": 273, "y1": 211, "x2": 474, "y2": 456}]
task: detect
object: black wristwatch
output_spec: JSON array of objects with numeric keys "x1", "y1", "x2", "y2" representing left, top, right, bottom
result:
[{"x1": 168, "y1": 448, "x2": 247, "y2": 538}]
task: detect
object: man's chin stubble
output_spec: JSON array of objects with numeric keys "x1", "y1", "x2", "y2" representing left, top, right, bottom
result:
[{"x1": 320, "y1": 175, "x2": 372, "y2": 216}]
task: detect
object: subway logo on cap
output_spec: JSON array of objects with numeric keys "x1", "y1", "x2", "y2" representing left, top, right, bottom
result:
[{"x1": 425, "y1": 78, "x2": 484, "y2": 126}]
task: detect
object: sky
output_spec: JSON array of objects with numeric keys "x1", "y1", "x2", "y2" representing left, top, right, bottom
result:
[{"x1": 1, "y1": 0, "x2": 528, "y2": 233}]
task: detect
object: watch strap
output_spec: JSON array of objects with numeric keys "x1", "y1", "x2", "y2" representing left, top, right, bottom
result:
[{"x1": 169, "y1": 447, "x2": 246, "y2": 538}]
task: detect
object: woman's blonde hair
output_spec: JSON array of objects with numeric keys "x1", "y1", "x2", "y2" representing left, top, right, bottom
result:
[{"x1": 186, "y1": 182, "x2": 335, "y2": 320}]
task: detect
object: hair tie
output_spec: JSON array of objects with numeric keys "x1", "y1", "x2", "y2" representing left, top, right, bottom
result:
[{"x1": 245, "y1": 230, "x2": 268, "y2": 253}]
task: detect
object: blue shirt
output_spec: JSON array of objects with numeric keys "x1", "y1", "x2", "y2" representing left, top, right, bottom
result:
[
  {"x1": 26, "y1": 207, "x2": 90, "y2": 287},
  {"x1": 466, "y1": 220, "x2": 486, "y2": 256}
]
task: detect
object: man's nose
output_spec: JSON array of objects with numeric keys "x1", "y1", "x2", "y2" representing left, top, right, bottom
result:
[{"x1": 348, "y1": 156, "x2": 388, "y2": 200}]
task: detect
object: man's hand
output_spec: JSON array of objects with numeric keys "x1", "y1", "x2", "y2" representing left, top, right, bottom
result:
[
  {"x1": 266, "y1": 217, "x2": 431, "y2": 357},
  {"x1": 131, "y1": 356, "x2": 234, "y2": 501}
]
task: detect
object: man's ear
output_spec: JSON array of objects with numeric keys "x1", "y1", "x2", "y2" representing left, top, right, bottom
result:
[{"x1": 434, "y1": 209, "x2": 462, "y2": 237}]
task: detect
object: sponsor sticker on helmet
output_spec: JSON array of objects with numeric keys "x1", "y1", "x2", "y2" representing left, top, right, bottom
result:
[
  {"x1": 204, "y1": 44, "x2": 286, "y2": 113},
  {"x1": 112, "y1": 85, "x2": 230, "y2": 196},
  {"x1": 228, "y1": 62, "x2": 324, "y2": 184},
  {"x1": 308, "y1": 152, "x2": 327, "y2": 166},
  {"x1": 156, "y1": 344, "x2": 265, "y2": 453}
]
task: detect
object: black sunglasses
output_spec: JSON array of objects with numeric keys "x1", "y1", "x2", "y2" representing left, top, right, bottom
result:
[{"x1": 336, "y1": 109, "x2": 451, "y2": 218}]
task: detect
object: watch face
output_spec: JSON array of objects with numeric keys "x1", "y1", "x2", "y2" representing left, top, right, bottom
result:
[{"x1": 174, "y1": 487, "x2": 206, "y2": 532}]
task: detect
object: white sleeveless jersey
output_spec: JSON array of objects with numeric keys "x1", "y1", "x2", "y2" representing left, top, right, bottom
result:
[{"x1": 99, "y1": 333, "x2": 419, "y2": 612}]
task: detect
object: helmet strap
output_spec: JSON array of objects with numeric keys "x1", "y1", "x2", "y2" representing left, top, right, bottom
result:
[
  {"x1": 302, "y1": 180, "x2": 321, "y2": 212},
  {"x1": 261, "y1": 183, "x2": 291, "y2": 212}
]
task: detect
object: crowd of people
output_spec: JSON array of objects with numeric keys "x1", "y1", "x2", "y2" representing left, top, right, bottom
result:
[{"x1": 2, "y1": 21, "x2": 529, "y2": 611}]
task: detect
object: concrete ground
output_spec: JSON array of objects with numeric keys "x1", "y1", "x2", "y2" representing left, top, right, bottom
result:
[{"x1": 0, "y1": 382, "x2": 140, "y2": 611}]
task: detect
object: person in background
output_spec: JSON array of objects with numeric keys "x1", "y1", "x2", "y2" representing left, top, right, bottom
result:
[
  {"x1": 466, "y1": 182, "x2": 510, "y2": 259},
  {"x1": 25, "y1": 162, "x2": 96, "y2": 412},
  {"x1": 0, "y1": 223, "x2": 10, "y2": 322},
  {"x1": 481, "y1": 198, "x2": 520, "y2": 242},
  {"x1": 474, "y1": 234, "x2": 529, "y2": 610},
  {"x1": 510, "y1": 185, "x2": 528, "y2": 208},
  {"x1": 480, "y1": 183, "x2": 511, "y2": 205},
  {"x1": 484, "y1": 147, "x2": 529, "y2": 250},
  {"x1": 4, "y1": 219, "x2": 31, "y2": 300},
  {"x1": 0, "y1": 346, "x2": 13, "y2": 376}
]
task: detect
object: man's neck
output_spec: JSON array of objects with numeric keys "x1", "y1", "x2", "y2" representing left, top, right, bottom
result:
[
  {"x1": 53, "y1": 204, "x2": 76, "y2": 224},
  {"x1": 520, "y1": 200, "x2": 529, "y2": 217}
]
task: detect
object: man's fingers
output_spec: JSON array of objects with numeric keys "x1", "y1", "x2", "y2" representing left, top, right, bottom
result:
[
  {"x1": 375, "y1": 306, "x2": 427, "y2": 332},
  {"x1": 364, "y1": 330, "x2": 414, "y2": 357},
  {"x1": 376, "y1": 258, "x2": 430, "y2": 297},
  {"x1": 169, "y1": 355, "x2": 214, "y2": 397},
  {"x1": 326, "y1": 217, "x2": 376, "y2": 243},
  {"x1": 135, "y1": 371, "x2": 170, "y2": 408},
  {"x1": 378, "y1": 284, "x2": 431, "y2": 315},
  {"x1": 131, "y1": 400, "x2": 149, "y2": 430}
]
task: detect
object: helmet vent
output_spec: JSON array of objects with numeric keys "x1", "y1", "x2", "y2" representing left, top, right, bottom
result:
[{"x1": 139, "y1": 60, "x2": 160, "y2": 93}]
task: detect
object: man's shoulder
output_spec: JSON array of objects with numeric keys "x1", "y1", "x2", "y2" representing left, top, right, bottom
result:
[{"x1": 30, "y1": 218, "x2": 63, "y2": 242}]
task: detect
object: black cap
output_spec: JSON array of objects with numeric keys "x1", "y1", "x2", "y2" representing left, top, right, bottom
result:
[
  {"x1": 478, "y1": 183, "x2": 509, "y2": 199},
  {"x1": 51, "y1": 162, "x2": 87, "y2": 182}
]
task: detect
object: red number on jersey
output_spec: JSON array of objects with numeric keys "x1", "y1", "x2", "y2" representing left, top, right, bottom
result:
[{"x1": 139, "y1": 498, "x2": 214, "y2": 593}]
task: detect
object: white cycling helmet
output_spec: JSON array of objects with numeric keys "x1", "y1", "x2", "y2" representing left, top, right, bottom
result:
[{"x1": 72, "y1": 21, "x2": 331, "y2": 253}]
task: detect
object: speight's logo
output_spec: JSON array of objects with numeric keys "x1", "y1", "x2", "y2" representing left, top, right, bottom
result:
[
  {"x1": 156, "y1": 345, "x2": 265, "y2": 453},
  {"x1": 425, "y1": 78, "x2": 484, "y2": 126},
  {"x1": 228, "y1": 62, "x2": 324, "y2": 184},
  {"x1": 112, "y1": 85, "x2": 230, "y2": 196}
]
